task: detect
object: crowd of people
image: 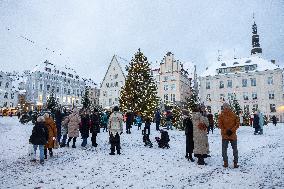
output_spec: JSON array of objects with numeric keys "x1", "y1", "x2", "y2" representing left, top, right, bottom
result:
[{"x1": 27, "y1": 102, "x2": 278, "y2": 168}]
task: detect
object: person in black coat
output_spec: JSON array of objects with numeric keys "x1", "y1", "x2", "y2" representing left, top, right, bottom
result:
[
  {"x1": 29, "y1": 116, "x2": 49, "y2": 164},
  {"x1": 80, "y1": 110, "x2": 90, "y2": 147},
  {"x1": 55, "y1": 109, "x2": 64, "y2": 143},
  {"x1": 253, "y1": 112, "x2": 260, "y2": 135},
  {"x1": 155, "y1": 109, "x2": 161, "y2": 131},
  {"x1": 90, "y1": 108, "x2": 101, "y2": 147},
  {"x1": 272, "y1": 115, "x2": 277, "y2": 126},
  {"x1": 126, "y1": 111, "x2": 133, "y2": 134},
  {"x1": 144, "y1": 117, "x2": 151, "y2": 135},
  {"x1": 183, "y1": 112, "x2": 194, "y2": 162}
]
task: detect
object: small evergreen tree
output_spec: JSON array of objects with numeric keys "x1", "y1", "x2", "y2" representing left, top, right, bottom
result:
[
  {"x1": 186, "y1": 90, "x2": 199, "y2": 112},
  {"x1": 172, "y1": 105, "x2": 182, "y2": 129},
  {"x1": 119, "y1": 49, "x2": 159, "y2": 118},
  {"x1": 229, "y1": 94, "x2": 242, "y2": 115},
  {"x1": 46, "y1": 90, "x2": 57, "y2": 114},
  {"x1": 82, "y1": 87, "x2": 91, "y2": 110},
  {"x1": 243, "y1": 110, "x2": 250, "y2": 126}
]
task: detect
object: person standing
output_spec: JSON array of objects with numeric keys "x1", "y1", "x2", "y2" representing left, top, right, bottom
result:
[
  {"x1": 66, "y1": 109, "x2": 81, "y2": 148},
  {"x1": 29, "y1": 116, "x2": 49, "y2": 165},
  {"x1": 55, "y1": 109, "x2": 64, "y2": 144},
  {"x1": 183, "y1": 110, "x2": 194, "y2": 162},
  {"x1": 135, "y1": 113, "x2": 142, "y2": 130},
  {"x1": 191, "y1": 107, "x2": 209, "y2": 165},
  {"x1": 108, "y1": 106, "x2": 123, "y2": 155},
  {"x1": 253, "y1": 112, "x2": 260, "y2": 135},
  {"x1": 143, "y1": 117, "x2": 151, "y2": 135},
  {"x1": 90, "y1": 108, "x2": 100, "y2": 147},
  {"x1": 60, "y1": 113, "x2": 69, "y2": 147},
  {"x1": 166, "y1": 110, "x2": 173, "y2": 130},
  {"x1": 80, "y1": 110, "x2": 90, "y2": 147},
  {"x1": 43, "y1": 113, "x2": 57, "y2": 159},
  {"x1": 239, "y1": 112, "x2": 244, "y2": 126},
  {"x1": 218, "y1": 103, "x2": 240, "y2": 168},
  {"x1": 155, "y1": 109, "x2": 161, "y2": 131},
  {"x1": 101, "y1": 111, "x2": 109, "y2": 132},
  {"x1": 258, "y1": 111, "x2": 264, "y2": 135},
  {"x1": 207, "y1": 111, "x2": 214, "y2": 134},
  {"x1": 272, "y1": 115, "x2": 277, "y2": 126},
  {"x1": 126, "y1": 110, "x2": 133, "y2": 134}
]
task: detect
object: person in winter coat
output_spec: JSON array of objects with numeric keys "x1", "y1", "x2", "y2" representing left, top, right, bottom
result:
[
  {"x1": 43, "y1": 113, "x2": 57, "y2": 159},
  {"x1": 253, "y1": 112, "x2": 260, "y2": 135},
  {"x1": 272, "y1": 115, "x2": 277, "y2": 126},
  {"x1": 55, "y1": 109, "x2": 64, "y2": 143},
  {"x1": 126, "y1": 111, "x2": 133, "y2": 134},
  {"x1": 80, "y1": 110, "x2": 90, "y2": 147},
  {"x1": 207, "y1": 111, "x2": 214, "y2": 134},
  {"x1": 239, "y1": 112, "x2": 244, "y2": 126},
  {"x1": 183, "y1": 110, "x2": 194, "y2": 162},
  {"x1": 60, "y1": 113, "x2": 69, "y2": 147},
  {"x1": 29, "y1": 116, "x2": 49, "y2": 165},
  {"x1": 218, "y1": 103, "x2": 240, "y2": 168},
  {"x1": 108, "y1": 106, "x2": 123, "y2": 155},
  {"x1": 155, "y1": 109, "x2": 161, "y2": 131},
  {"x1": 101, "y1": 111, "x2": 109, "y2": 132},
  {"x1": 143, "y1": 117, "x2": 151, "y2": 135},
  {"x1": 90, "y1": 108, "x2": 101, "y2": 147},
  {"x1": 258, "y1": 111, "x2": 264, "y2": 135},
  {"x1": 166, "y1": 111, "x2": 173, "y2": 130},
  {"x1": 66, "y1": 108, "x2": 81, "y2": 148},
  {"x1": 135, "y1": 113, "x2": 142, "y2": 130},
  {"x1": 191, "y1": 107, "x2": 210, "y2": 165}
]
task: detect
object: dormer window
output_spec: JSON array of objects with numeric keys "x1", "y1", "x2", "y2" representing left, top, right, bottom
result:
[
  {"x1": 45, "y1": 67, "x2": 51, "y2": 72},
  {"x1": 221, "y1": 63, "x2": 226, "y2": 66},
  {"x1": 61, "y1": 72, "x2": 66, "y2": 76},
  {"x1": 233, "y1": 62, "x2": 239, "y2": 65},
  {"x1": 245, "y1": 59, "x2": 252, "y2": 63}
]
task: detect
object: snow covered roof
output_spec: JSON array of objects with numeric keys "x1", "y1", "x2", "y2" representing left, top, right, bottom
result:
[
  {"x1": 183, "y1": 61, "x2": 195, "y2": 79},
  {"x1": 84, "y1": 78, "x2": 97, "y2": 88},
  {"x1": 201, "y1": 56, "x2": 282, "y2": 77},
  {"x1": 115, "y1": 55, "x2": 129, "y2": 76}
]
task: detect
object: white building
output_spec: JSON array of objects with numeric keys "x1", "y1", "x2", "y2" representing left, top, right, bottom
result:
[
  {"x1": 152, "y1": 52, "x2": 193, "y2": 106},
  {"x1": 84, "y1": 78, "x2": 100, "y2": 107},
  {"x1": 25, "y1": 60, "x2": 85, "y2": 110},
  {"x1": 99, "y1": 55, "x2": 128, "y2": 109},
  {"x1": 199, "y1": 20, "x2": 284, "y2": 122},
  {"x1": 0, "y1": 71, "x2": 19, "y2": 113}
]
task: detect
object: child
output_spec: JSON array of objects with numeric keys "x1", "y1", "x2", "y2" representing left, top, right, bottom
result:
[
  {"x1": 142, "y1": 130, "x2": 153, "y2": 148},
  {"x1": 155, "y1": 130, "x2": 170, "y2": 149},
  {"x1": 135, "y1": 114, "x2": 142, "y2": 130}
]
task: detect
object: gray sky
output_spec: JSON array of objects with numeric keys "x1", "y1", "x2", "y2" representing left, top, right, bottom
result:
[{"x1": 0, "y1": 0, "x2": 283, "y2": 84}]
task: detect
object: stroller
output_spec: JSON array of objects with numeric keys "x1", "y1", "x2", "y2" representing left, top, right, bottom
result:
[
  {"x1": 155, "y1": 130, "x2": 170, "y2": 149},
  {"x1": 142, "y1": 130, "x2": 153, "y2": 148}
]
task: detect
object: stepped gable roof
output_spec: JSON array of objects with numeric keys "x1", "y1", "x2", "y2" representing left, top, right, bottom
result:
[{"x1": 201, "y1": 56, "x2": 281, "y2": 77}]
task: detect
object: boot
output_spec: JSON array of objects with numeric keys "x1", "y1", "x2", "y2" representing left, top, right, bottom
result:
[
  {"x1": 188, "y1": 154, "x2": 195, "y2": 162},
  {"x1": 44, "y1": 154, "x2": 47, "y2": 159},
  {"x1": 40, "y1": 160, "x2": 44, "y2": 165},
  {"x1": 197, "y1": 157, "x2": 206, "y2": 165},
  {"x1": 234, "y1": 162, "x2": 239, "y2": 168},
  {"x1": 223, "y1": 161, "x2": 228, "y2": 168},
  {"x1": 72, "y1": 144, "x2": 76, "y2": 148},
  {"x1": 66, "y1": 142, "x2": 69, "y2": 147},
  {"x1": 49, "y1": 150, "x2": 53, "y2": 157}
]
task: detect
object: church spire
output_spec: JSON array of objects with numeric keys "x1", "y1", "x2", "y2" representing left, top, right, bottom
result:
[{"x1": 251, "y1": 14, "x2": 262, "y2": 55}]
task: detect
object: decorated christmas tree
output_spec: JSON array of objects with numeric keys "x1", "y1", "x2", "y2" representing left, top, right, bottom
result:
[
  {"x1": 82, "y1": 87, "x2": 91, "y2": 110},
  {"x1": 243, "y1": 110, "x2": 250, "y2": 126},
  {"x1": 172, "y1": 105, "x2": 183, "y2": 129},
  {"x1": 46, "y1": 90, "x2": 57, "y2": 114},
  {"x1": 229, "y1": 94, "x2": 242, "y2": 115},
  {"x1": 119, "y1": 49, "x2": 159, "y2": 118},
  {"x1": 186, "y1": 90, "x2": 199, "y2": 112}
]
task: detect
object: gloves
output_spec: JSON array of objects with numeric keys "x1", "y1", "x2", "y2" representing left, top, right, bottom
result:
[
  {"x1": 52, "y1": 137, "x2": 56, "y2": 141},
  {"x1": 226, "y1": 129, "x2": 233, "y2": 136}
]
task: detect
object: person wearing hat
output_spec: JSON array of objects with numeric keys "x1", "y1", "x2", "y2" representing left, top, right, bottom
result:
[
  {"x1": 183, "y1": 110, "x2": 194, "y2": 162},
  {"x1": 29, "y1": 116, "x2": 49, "y2": 165},
  {"x1": 66, "y1": 108, "x2": 81, "y2": 148},
  {"x1": 218, "y1": 103, "x2": 240, "y2": 168}
]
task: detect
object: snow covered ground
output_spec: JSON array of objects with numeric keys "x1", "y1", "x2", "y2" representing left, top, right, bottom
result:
[{"x1": 0, "y1": 117, "x2": 283, "y2": 189}]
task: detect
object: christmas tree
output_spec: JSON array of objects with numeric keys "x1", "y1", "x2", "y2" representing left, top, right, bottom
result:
[
  {"x1": 172, "y1": 105, "x2": 183, "y2": 129},
  {"x1": 243, "y1": 110, "x2": 250, "y2": 126},
  {"x1": 119, "y1": 49, "x2": 159, "y2": 118},
  {"x1": 229, "y1": 94, "x2": 242, "y2": 115},
  {"x1": 82, "y1": 87, "x2": 91, "y2": 110},
  {"x1": 46, "y1": 90, "x2": 57, "y2": 114},
  {"x1": 186, "y1": 90, "x2": 199, "y2": 112}
]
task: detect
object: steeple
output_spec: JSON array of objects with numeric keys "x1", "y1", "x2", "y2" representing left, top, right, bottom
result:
[{"x1": 251, "y1": 14, "x2": 262, "y2": 55}]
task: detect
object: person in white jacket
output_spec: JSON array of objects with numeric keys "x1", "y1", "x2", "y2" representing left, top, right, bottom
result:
[{"x1": 108, "y1": 106, "x2": 123, "y2": 155}]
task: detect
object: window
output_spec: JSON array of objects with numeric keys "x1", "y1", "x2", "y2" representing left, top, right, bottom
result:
[
  {"x1": 0, "y1": 81, "x2": 2, "y2": 86},
  {"x1": 270, "y1": 104, "x2": 276, "y2": 112},
  {"x1": 68, "y1": 73, "x2": 73, "y2": 78},
  {"x1": 61, "y1": 72, "x2": 66, "y2": 76},
  {"x1": 219, "y1": 81, "x2": 224, "y2": 89},
  {"x1": 40, "y1": 84, "x2": 43, "y2": 91},
  {"x1": 227, "y1": 80, "x2": 232, "y2": 88},
  {"x1": 164, "y1": 94, "x2": 169, "y2": 102},
  {"x1": 220, "y1": 94, "x2": 225, "y2": 101},
  {"x1": 64, "y1": 88, "x2": 67, "y2": 94},
  {"x1": 250, "y1": 78, "x2": 256, "y2": 86},
  {"x1": 57, "y1": 87, "x2": 60, "y2": 93},
  {"x1": 252, "y1": 92, "x2": 257, "y2": 100},
  {"x1": 5, "y1": 82, "x2": 9, "y2": 88},
  {"x1": 115, "y1": 82, "x2": 118, "y2": 87},
  {"x1": 106, "y1": 83, "x2": 109, "y2": 88},
  {"x1": 67, "y1": 89, "x2": 70, "y2": 95},
  {"x1": 252, "y1": 104, "x2": 258, "y2": 111},
  {"x1": 109, "y1": 98, "x2": 112, "y2": 105},
  {"x1": 47, "y1": 85, "x2": 50, "y2": 91},
  {"x1": 206, "y1": 81, "x2": 210, "y2": 89},
  {"x1": 245, "y1": 66, "x2": 249, "y2": 71},
  {"x1": 11, "y1": 93, "x2": 14, "y2": 99},
  {"x1": 242, "y1": 79, "x2": 247, "y2": 87},
  {"x1": 206, "y1": 94, "x2": 211, "y2": 101},
  {"x1": 164, "y1": 85, "x2": 169, "y2": 91},
  {"x1": 45, "y1": 67, "x2": 51, "y2": 72},
  {"x1": 171, "y1": 84, "x2": 176, "y2": 90},
  {"x1": 267, "y1": 77, "x2": 273, "y2": 85},
  {"x1": 244, "y1": 105, "x2": 249, "y2": 112},
  {"x1": 243, "y1": 92, "x2": 249, "y2": 100},
  {"x1": 114, "y1": 74, "x2": 118, "y2": 79},
  {"x1": 170, "y1": 94, "x2": 175, "y2": 102},
  {"x1": 269, "y1": 91, "x2": 275, "y2": 100},
  {"x1": 164, "y1": 76, "x2": 169, "y2": 82},
  {"x1": 4, "y1": 92, "x2": 8, "y2": 99},
  {"x1": 103, "y1": 91, "x2": 107, "y2": 97}
]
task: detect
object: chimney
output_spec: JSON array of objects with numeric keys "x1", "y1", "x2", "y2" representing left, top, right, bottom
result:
[{"x1": 271, "y1": 60, "x2": 276, "y2": 64}]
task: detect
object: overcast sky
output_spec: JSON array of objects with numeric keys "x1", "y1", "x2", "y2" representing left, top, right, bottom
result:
[{"x1": 0, "y1": 0, "x2": 283, "y2": 83}]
